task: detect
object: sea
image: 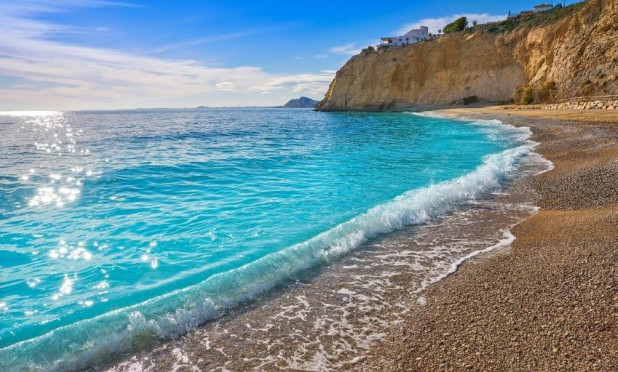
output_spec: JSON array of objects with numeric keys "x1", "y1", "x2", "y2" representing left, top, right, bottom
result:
[{"x1": 0, "y1": 108, "x2": 551, "y2": 371}]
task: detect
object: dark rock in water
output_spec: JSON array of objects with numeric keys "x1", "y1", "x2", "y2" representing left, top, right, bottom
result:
[{"x1": 282, "y1": 97, "x2": 319, "y2": 108}]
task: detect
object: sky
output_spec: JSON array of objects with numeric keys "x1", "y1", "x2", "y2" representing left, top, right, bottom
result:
[{"x1": 0, "y1": 0, "x2": 569, "y2": 110}]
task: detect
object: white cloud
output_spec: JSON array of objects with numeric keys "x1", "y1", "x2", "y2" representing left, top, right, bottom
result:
[
  {"x1": 0, "y1": 0, "x2": 332, "y2": 109},
  {"x1": 395, "y1": 13, "x2": 506, "y2": 35},
  {"x1": 216, "y1": 82, "x2": 237, "y2": 91},
  {"x1": 252, "y1": 71, "x2": 334, "y2": 97},
  {"x1": 329, "y1": 43, "x2": 361, "y2": 56}
]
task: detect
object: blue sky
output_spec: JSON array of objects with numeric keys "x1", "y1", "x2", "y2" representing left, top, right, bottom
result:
[{"x1": 0, "y1": 0, "x2": 569, "y2": 110}]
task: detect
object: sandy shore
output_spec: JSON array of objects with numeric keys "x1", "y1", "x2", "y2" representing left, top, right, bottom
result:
[{"x1": 363, "y1": 106, "x2": 618, "y2": 371}]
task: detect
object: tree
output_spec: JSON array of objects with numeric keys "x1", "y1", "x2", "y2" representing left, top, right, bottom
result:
[
  {"x1": 361, "y1": 46, "x2": 375, "y2": 54},
  {"x1": 438, "y1": 29, "x2": 442, "y2": 34},
  {"x1": 472, "y1": 20, "x2": 478, "y2": 27},
  {"x1": 443, "y1": 17, "x2": 468, "y2": 34}
]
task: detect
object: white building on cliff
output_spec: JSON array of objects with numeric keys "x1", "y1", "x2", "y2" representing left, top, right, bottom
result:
[
  {"x1": 533, "y1": 3, "x2": 553, "y2": 12},
  {"x1": 381, "y1": 26, "x2": 429, "y2": 46}
]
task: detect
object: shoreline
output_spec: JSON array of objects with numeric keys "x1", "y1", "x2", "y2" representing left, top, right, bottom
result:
[
  {"x1": 100, "y1": 109, "x2": 555, "y2": 372},
  {"x1": 362, "y1": 106, "x2": 618, "y2": 371},
  {"x1": 73, "y1": 106, "x2": 616, "y2": 372}
]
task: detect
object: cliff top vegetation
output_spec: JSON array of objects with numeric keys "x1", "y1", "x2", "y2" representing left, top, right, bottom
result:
[{"x1": 472, "y1": 1, "x2": 588, "y2": 34}]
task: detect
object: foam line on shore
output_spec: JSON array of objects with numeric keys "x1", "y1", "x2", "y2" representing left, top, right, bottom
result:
[{"x1": 430, "y1": 228, "x2": 517, "y2": 285}]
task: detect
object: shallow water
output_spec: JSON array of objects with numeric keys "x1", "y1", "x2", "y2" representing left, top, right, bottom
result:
[{"x1": 0, "y1": 109, "x2": 536, "y2": 371}]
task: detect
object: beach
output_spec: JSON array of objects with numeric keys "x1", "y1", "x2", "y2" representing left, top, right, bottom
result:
[
  {"x1": 2, "y1": 0, "x2": 617, "y2": 370},
  {"x1": 3, "y1": 107, "x2": 614, "y2": 372},
  {"x1": 98, "y1": 106, "x2": 618, "y2": 372},
  {"x1": 363, "y1": 106, "x2": 618, "y2": 371}
]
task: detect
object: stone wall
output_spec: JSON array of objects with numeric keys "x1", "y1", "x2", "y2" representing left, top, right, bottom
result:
[{"x1": 545, "y1": 99, "x2": 618, "y2": 110}]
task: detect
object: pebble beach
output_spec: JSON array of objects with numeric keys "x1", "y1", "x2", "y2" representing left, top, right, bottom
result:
[{"x1": 363, "y1": 106, "x2": 618, "y2": 372}]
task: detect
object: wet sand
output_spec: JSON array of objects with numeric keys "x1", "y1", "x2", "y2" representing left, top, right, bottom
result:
[{"x1": 362, "y1": 106, "x2": 618, "y2": 371}]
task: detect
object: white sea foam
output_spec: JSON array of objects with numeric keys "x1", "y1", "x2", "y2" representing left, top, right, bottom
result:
[
  {"x1": 411, "y1": 111, "x2": 555, "y2": 176},
  {"x1": 0, "y1": 116, "x2": 549, "y2": 372},
  {"x1": 408, "y1": 111, "x2": 554, "y2": 292},
  {"x1": 426, "y1": 228, "x2": 516, "y2": 287}
]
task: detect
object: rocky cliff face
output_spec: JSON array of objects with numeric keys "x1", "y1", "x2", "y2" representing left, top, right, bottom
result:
[{"x1": 317, "y1": 0, "x2": 617, "y2": 111}]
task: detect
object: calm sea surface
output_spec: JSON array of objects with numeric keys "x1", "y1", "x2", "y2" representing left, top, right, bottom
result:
[{"x1": 0, "y1": 109, "x2": 533, "y2": 371}]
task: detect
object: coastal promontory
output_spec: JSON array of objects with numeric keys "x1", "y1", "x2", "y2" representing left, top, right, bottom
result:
[{"x1": 317, "y1": 0, "x2": 617, "y2": 111}]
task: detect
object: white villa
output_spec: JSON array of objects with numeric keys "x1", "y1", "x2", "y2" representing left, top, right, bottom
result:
[
  {"x1": 509, "y1": 3, "x2": 555, "y2": 18},
  {"x1": 381, "y1": 26, "x2": 429, "y2": 46},
  {"x1": 533, "y1": 3, "x2": 553, "y2": 12}
]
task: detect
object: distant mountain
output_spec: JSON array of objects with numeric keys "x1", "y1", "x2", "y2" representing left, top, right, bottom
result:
[{"x1": 282, "y1": 97, "x2": 319, "y2": 108}]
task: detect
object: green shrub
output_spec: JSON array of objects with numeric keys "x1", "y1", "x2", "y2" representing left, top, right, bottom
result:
[
  {"x1": 361, "y1": 46, "x2": 375, "y2": 54},
  {"x1": 462, "y1": 95, "x2": 479, "y2": 105},
  {"x1": 443, "y1": 17, "x2": 468, "y2": 34},
  {"x1": 542, "y1": 80, "x2": 557, "y2": 91},
  {"x1": 521, "y1": 86, "x2": 534, "y2": 105},
  {"x1": 535, "y1": 80, "x2": 559, "y2": 102},
  {"x1": 472, "y1": 1, "x2": 586, "y2": 35}
]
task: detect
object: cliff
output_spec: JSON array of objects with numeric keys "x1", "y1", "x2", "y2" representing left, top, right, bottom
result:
[{"x1": 316, "y1": 0, "x2": 618, "y2": 111}]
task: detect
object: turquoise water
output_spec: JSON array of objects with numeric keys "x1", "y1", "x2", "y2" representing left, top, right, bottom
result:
[{"x1": 0, "y1": 109, "x2": 532, "y2": 371}]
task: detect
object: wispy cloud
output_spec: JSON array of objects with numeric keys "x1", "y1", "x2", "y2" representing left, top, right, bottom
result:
[
  {"x1": 395, "y1": 13, "x2": 506, "y2": 35},
  {"x1": 253, "y1": 70, "x2": 335, "y2": 97},
  {"x1": 151, "y1": 30, "x2": 257, "y2": 53},
  {"x1": 0, "y1": 0, "x2": 332, "y2": 109},
  {"x1": 1, "y1": 0, "x2": 139, "y2": 17},
  {"x1": 329, "y1": 43, "x2": 361, "y2": 56}
]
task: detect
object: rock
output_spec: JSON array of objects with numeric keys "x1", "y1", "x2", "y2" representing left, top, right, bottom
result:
[{"x1": 316, "y1": 33, "x2": 526, "y2": 111}]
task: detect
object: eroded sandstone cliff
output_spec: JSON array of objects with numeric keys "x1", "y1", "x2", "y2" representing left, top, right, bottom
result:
[{"x1": 317, "y1": 0, "x2": 617, "y2": 111}]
